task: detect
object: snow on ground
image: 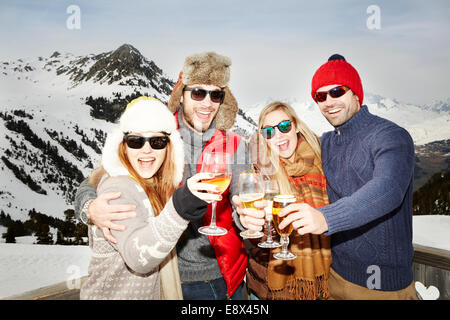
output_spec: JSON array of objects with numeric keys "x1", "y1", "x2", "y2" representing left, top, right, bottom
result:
[
  {"x1": 0, "y1": 215, "x2": 448, "y2": 299},
  {"x1": 0, "y1": 241, "x2": 91, "y2": 299},
  {"x1": 413, "y1": 215, "x2": 450, "y2": 251}
]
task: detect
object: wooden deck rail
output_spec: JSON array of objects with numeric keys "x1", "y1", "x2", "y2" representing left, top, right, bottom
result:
[{"x1": 413, "y1": 244, "x2": 450, "y2": 300}]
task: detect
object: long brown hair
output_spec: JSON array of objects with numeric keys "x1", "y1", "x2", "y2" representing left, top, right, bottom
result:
[
  {"x1": 254, "y1": 101, "x2": 322, "y2": 195},
  {"x1": 117, "y1": 139, "x2": 176, "y2": 216}
]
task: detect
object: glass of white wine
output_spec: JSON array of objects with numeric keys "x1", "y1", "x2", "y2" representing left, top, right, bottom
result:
[
  {"x1": 257, "y1": 179, "x2": 281, "y2": 248},
  {"x1": 272, "y1": 195, "x2": 297, "y2": 260},
  {"x1": 238, "y1": 170, "x2": 265, "y2": 239},
  {"x1": 198, "y1": 152, "x2": 232, "y2": 236}
]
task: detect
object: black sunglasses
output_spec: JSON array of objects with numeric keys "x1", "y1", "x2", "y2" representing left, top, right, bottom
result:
[
  {"x1": 123, "y1": 134, "x2": 170, "y2": 150},
  {"x1": 314, "y1": 85, "x2": 350, "y2": 103},
  {"x1": 260, "y1": 120, "x2": 292, "y2": 139},
  {"x1": 183, "y1": 87, "x2": 225, "y2": 104}
]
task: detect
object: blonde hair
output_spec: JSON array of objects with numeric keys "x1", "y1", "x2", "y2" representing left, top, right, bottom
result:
[{"x1": 255, "y1": 101, "x2": 322, "y2": 195}]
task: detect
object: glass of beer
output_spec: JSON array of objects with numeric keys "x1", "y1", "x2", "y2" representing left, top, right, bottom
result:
[
  {"x1": 238, "y1": 170, "x2": 265, "y2": 239},
  {"x1": 198, "y1": 152, "x2": 232, "y2": 236},
  {"x1": 272, "y1": 195, "x2": 297, "y2": 260},
  {"x1": 257, "y1": 179, "x2": 281, "y2": 248}
]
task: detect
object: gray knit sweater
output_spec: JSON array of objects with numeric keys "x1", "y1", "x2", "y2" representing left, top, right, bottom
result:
[
  {"x1": 80, "y1": 175, "x2": 189, "y2": 300},
  {"x1": 174, "y1": 110, "x2": 250, "y2": 282}
]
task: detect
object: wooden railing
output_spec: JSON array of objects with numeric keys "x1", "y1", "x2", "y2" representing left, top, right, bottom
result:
[{"x1": 413, "y1": 244, "x2": 450, "y2": 300}]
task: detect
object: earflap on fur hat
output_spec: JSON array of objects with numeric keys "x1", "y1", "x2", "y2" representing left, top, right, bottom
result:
[
  {"x1": 102, "y1": 96, "x2": 184, "y2": 186},
  {"x1": 167, "y1": 52, "x2": 238, "y2": 130},
  {"x1": 168, "y1": 71, "x2": 184, "y2": 114},
  {"x1": 215, "y1": 86, "x2": 238, "y2": 130}
]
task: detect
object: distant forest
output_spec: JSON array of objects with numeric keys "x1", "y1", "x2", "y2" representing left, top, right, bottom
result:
[
  {"x1": 85, "y1": 91, "x2": 157, "y2": 123},
  {"x1": 1, "y1": 208, "x2": 87, "y2": 245},
  {"x1": 413, "y1": 170, "x2": 450, "y2": 216}
]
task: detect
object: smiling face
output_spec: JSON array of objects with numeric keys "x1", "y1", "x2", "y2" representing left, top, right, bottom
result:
[
  {"x1": 180, "y1": 83, "x2": 222, "y2": 133},
  {"x1": 262, "y1": 109, "x2": 298, "y2": 161},
  {"x1": 125, "y1": 132, "x2": 167, "y2": 179},
  {"x1": 315, "y1": 84, "x2": 361, "y2": 127}
]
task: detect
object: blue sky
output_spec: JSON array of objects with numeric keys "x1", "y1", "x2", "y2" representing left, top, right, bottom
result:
[{"x1": 1, "y1": 0, "x2": 449, "y2": 107}]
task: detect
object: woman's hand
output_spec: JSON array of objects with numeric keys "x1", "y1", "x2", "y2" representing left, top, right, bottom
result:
[
  {"x1": 231, "y1": 195, "x2": 266, "y2": 232},
  {"x1": 187, "y1": 173, "x2": 223, "y2": 203},
  {"x1": 88, "y1": 192, "x2": 137, "y2": 243}
]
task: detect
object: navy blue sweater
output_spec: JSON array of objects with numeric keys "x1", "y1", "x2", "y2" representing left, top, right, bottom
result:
[{"x1": 318, "y1": 106, "x2": 415, "y2": 291}]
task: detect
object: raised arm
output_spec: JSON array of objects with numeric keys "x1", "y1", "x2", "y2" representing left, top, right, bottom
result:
[
  {"x1": 278, "y1": 127, "x2": 415, "y2": 235},
  {"x1": 101, "y1": 176, "x2": 209, "y2": 275},
  {"x1": 319, "y1": 127, "x2": 414, "y2": 235}
]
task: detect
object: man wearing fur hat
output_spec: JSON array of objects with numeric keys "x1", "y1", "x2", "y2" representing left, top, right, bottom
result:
[
  {"x1": 74, "y1": 52, "x2": 250, "y2": 300},
  {"x1": 274, "y1": 54, "x2": 418, "y2": 299}
]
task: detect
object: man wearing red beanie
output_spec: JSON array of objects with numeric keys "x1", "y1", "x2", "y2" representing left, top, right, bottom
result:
[{"x1": 277, "y1": 54, "x2": 418, "y2": 299}]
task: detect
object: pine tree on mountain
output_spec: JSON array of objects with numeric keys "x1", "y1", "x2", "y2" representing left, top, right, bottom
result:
[
  {"x1": 5, "y1": 225, "x2": 16, "y2": 243},
  {"x1": 0, "y1": 211, "x2": 13, "y2": 227},
  {"x1": 36, "y1": 223, "x2": 53, "y2": 244},
  {"x1": 12, "y1": 220, "x2": 27, "y2": 237},
  {"x1": 55, "y1": 230, "x2": 66, "y2": 245},
  {"x1": 61, "y1": 209, "x2": 76, "y2": 238},
  {"x1": 73, "y1": 222, "x2": 88, "y2": 245},
  {"x1": 413, "y1": 170, "x2": 450, "y2": 215}
]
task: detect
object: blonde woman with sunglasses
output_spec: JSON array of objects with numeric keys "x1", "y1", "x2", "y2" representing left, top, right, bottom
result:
[{"x1": 233, "y1": 101, "x2": 332, "y2": 300}]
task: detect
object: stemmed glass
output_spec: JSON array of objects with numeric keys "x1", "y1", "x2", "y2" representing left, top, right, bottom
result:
[
  {"x1": 238, "y1": 170, "x2": 265, "y2": 239},
  {"x1": 198, "y1": 152, "x2": 232, "y2": 236},
  {"x1": 257, "y1": 179, "x2": 282, "y2": 248},
  {"x1": 272, "y1": 194, "x2": 297, "y2": 260}
]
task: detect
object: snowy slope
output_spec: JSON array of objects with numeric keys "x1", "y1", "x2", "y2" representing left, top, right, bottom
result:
[
  {"x1": 0, "y1": 45, "x2": 174, "y2": 221},
  {"x1": 0, "y1": 78, "x2": 116, "y2": 220}
]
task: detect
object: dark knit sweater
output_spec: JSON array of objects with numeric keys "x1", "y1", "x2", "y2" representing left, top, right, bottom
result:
[{"x1": 318, "y1": 106, "x2": 415, "y2": 291}]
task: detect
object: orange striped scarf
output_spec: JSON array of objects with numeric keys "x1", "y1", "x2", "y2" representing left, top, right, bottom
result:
[{"x1": 266, "y1": 138, "x2": 332, "y2": 300}]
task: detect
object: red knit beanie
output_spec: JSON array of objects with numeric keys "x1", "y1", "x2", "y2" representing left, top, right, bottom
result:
[{"x1": 311, "y1": 54, "x2": 364, "y2": 105}]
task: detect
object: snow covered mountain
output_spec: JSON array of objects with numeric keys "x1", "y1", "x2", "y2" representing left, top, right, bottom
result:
[
  {"x1": 0, "y1": 44, "x2": 448, "y2": 223},
  {"x1": 0, "y1": 44, "x2": 256, "y2": 221}
]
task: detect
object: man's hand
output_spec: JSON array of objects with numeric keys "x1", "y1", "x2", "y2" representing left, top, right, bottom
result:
[
  {"x1": 88, "y1": 192, "x2": 137, "y2": 244},
  {"x1": 231, "y1": 195, "x2": 266, "y2": 232},
  {"x1": 278, "y1": 203, "x2": 328, "y2": 235}
]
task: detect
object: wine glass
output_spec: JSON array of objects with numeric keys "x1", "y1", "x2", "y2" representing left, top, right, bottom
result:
[
  {"x1": 272, "y1": 195, "x2": 297, "y2": 260},
  {"x1": 257, "y1": 179, "x2": 282, "y2": 248},
  {"x1": 198, "y1": 152, "x2": 232, "y2": 236},
  {"x1": 238, "y1": 170, "x2": 265, "y2": 239}
]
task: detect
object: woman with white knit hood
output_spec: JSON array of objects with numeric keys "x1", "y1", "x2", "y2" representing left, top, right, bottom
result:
[{"x1": 80, "y1": 97, "x2": 221, "y2": 300}]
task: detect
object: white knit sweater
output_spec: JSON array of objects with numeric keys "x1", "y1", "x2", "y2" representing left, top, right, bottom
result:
[{"x1": 80, "y1": 175, "x2": 188, "y2": 300}]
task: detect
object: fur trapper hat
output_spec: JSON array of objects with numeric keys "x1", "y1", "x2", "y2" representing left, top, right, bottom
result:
[
  {"x1": 168, "y1": 51, "x2": 238, "y2": 130},
  {"x1": 101, "y1": 96, "x2": 184, "y2": 186}
]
